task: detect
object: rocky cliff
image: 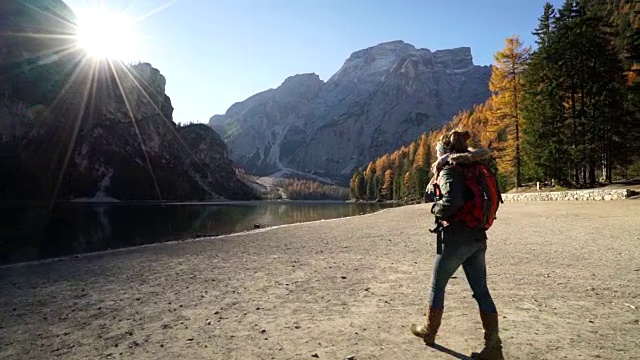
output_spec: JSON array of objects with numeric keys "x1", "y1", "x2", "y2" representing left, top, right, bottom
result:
[
  {"x1": 0, "y1": 0, "x2": 256, "y2": 202},
  {"x1": 209, "y1": 40, "x2": 491, "y2": 183}
]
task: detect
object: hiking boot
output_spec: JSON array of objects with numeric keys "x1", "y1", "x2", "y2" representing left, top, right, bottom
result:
[
  {"x1": 471, "y1": 311, "x2": 504, "y2": 360},
  {"x1": 410, "y1": 306, "x2": 443, "y2": 346}
]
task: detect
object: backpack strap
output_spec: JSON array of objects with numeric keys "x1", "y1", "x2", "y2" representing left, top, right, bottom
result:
[{"x1": 429, "y1": 170, "x2": 445, "y2": 255}]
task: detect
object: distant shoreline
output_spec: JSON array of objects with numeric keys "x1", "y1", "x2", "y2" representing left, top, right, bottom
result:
[
  {"x1": 0, "y1": 199, "x2": 366, "y2": 207},
  {"x1": 0, "y1": 203, "x2": 398, "y2": 269}
]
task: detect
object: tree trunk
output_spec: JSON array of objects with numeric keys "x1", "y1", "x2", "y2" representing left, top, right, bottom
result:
[
  {"x1": 512, "y1": 56, "x2": 521, "y2": 188},
  {"x1": 589, "y1": 159, "x2": 596, "y2": 186},
  {"x1": 571, "y1": 91, "x2": 579, "y2": 185},
  {"x1": 515, "y1": 121, "x2": 521, "y2": 188}
]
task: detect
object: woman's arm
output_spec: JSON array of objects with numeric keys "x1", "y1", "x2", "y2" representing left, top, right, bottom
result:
[{"x1": 431, "y1": 166, "x2": 465, "y2": 219}]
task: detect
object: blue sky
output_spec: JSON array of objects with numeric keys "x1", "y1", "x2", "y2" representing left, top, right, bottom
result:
[{"x1": 67, "y1": 0, "x2": 563, "y2": 124}]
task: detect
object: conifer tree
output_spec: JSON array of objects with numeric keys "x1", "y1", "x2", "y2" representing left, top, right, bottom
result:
[
  {"x1": 350, "y1": 173, "x2": 357, "y2": 199},
  {"x1": 522, "y1": 0, "x2": 630, "y2": 184},
  {"x1": 364, "y1": 161, "x2": 376, "y2": 200},
  {"x1": 381, "y1": 169, "x2": 394, "y2": 200},
  {"x1": 349, "y1": 168, "x2": 365, "y2": 200},
  {"x1": 533, "y1": 3, "x2": 557, "y2": 46},
  {"x1": 488, "y1": 35, "x2": 531, "y2": 188},
  {"x1": 356, "y1": 168, "x2": 365, "y2": 199},
  {"x1": 412, "y1": 133, "x2": 431, "y2": 197},
  {"x1": 403, "y1": 171, "x2": 413, "y2": 199}
]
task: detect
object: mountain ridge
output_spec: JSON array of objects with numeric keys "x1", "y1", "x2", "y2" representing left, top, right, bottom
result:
[{"x1": 209, "y1": 40, "x2": 491, "y2": 184}]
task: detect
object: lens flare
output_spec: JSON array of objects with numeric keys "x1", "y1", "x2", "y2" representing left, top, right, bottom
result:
[
  {"x1": 21, "y1": 0, "x2": 185, "y2": 206},
  {"x1": 75, "y1": 8, "x2": 137, "y2": 60}
]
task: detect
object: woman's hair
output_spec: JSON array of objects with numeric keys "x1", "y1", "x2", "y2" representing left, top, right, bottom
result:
[{"x1": 437, "y1": 129, "x2": 470, "y2": 154}]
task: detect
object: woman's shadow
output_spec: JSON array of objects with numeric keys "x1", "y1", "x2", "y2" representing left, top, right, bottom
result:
[{"x1": 430, "y1": 343, "x2": 474, "y2": 359}]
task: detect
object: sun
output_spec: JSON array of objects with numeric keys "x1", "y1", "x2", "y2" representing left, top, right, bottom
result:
[{"x1": 75, "y1": 8, "x2": 138, "y2": 61}]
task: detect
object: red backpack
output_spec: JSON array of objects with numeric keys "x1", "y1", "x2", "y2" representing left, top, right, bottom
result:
[{"x1": 435, "y1": 163, "x2": 502, "y2": 230}]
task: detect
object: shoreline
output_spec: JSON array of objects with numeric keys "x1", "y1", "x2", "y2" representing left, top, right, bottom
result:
[
  {"x1": 0, "y1": 205, "x2": 397, "y2": 270},
  {"x1": 5, "y1": 183, "x2": 636, "y2": 208},
  {"x1": 0, "y1": 199, "x2": 360, "y2": 207}
]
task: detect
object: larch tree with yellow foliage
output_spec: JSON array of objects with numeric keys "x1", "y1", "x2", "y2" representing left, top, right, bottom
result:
[
  {"x1": 488, "y1": 35, "x2": 531, "y2": 188},
  {"x1": 364, "y1": 161, "x2": 376, "y2": 200},
  {"x1": 411, "y1": 133, "x2": 431, "y2": 198},
  {"x1": 381, "y1": 169, "x2": 394, "y2": 200}
]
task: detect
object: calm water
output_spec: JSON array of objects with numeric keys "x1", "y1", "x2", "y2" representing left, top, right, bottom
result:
[{"x1": 0, "y1": 201, "x2": 400, "y2": 265}]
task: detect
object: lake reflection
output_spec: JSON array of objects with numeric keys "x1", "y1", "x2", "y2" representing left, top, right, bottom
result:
[{"x1": 0, "y1": 201, "x2": 400, "y2": 265}]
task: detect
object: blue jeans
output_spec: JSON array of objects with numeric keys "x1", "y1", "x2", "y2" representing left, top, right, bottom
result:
[{"x1": 428, "y1": 228, "x2": 497, "y2": 313}]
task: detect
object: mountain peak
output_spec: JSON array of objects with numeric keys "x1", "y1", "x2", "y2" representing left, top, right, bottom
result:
[
  {"x1": 372, "y1": 40, "x2": 415, "y2": 49},
  {"x1": 277, "y1": 73, "x2": 324, "y2": 101},
  {"x1": 280, "y1": 73, "x2": 323, "y2": 88},
  {"x1": 345, "y1": 40, "x2": 417, "y2": 64},
  {"x1": 329, "y1": 41, "x2": 419, "y2": 84}
]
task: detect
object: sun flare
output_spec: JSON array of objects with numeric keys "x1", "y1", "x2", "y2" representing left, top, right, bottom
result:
[{"x1": 75, "y1": 8, "x2": 138, "y2": 60}]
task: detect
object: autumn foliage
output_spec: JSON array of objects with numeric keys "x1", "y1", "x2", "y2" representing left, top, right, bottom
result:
[
  {"x1": 350, "y1": 0, "x2": 640, "y2": 199},
  {"x1": 350, "y1": 132, "x2": 432, "y2": 201},
  {"x1": 277, "y1": 179, "x2": 349, "y2": 200}
]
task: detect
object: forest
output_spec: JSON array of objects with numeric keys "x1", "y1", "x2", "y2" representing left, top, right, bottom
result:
[
  {"x1": 274, "y1": 179, "x2": 350, "y2": 201},
  {"x1": 350, "y1": 0, "x2": 639, "y2": 201}
]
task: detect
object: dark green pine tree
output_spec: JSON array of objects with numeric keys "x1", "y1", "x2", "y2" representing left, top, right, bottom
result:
[
  {"x1": 392, "y1": 171, "x2": 402, "y2": 200},
  {"x1": 532, "y1": 2, "x2": 557, "y2": 46},
  {"x1": 522, "y1": 47, "x2": 570, "y2": 182},
  {"x1": 611, "y1": 0, "x2": 640, "y2": 178},
  {"x1": 373, "y1": 173, "x2": 383, "y2": 200},
  {"x1": 523, "y1": 2, "x2": 569, "y2": 182},
  {"x1": 522, "y1": 0, "x2": 632, "y2": 184},
  {"x1": 356, "y1": 168, "x2": 365, "y2": 199},
  {"x1": 349, "y1": 168, "x2": 365, "y2": 200}
]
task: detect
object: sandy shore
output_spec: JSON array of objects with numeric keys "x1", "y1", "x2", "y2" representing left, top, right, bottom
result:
[{"x1": 1, "y1": 201, "x2": 639, "y2": 360}]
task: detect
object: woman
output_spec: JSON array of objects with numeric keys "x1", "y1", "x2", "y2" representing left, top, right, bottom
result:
[{"x1": 410, "y1": 130, "x2": 504, "y2": 360}]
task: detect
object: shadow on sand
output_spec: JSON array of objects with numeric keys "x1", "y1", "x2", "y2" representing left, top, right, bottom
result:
[{"x1": 430, "y1": 343, "x2": 474, "y2": 359}]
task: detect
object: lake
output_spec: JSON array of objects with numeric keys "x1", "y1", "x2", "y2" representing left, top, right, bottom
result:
[{"x1": 0, "y1": 201, "x2": 402, "y2": 266}]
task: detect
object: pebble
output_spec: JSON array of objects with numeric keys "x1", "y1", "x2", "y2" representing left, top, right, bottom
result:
[
  {"x1": 311, "y1": 353, "x2": 319, "y2": 358},
  {"x1": 346, "y1": 356, "x2": 356, "y2": 360}
]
